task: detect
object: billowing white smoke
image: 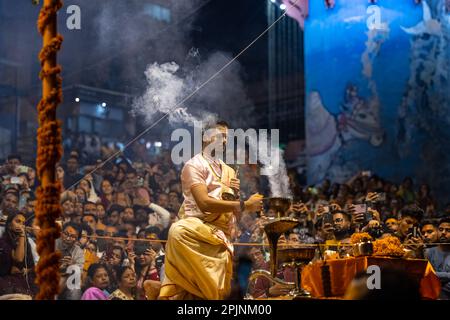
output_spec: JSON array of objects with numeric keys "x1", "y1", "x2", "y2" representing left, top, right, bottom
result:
[
  {"x1": 238, "y1": 134, "x2": 293, "y2": 199},
  {"x1": 132, "y1": 57, "x2": 293, "y2": 198},
  {"x1": 131, "y1": 61, "x2": 212, "y2": 124},
  {"x1": 262, "y1": 148, "x2": 292, "y2": 199},
  {"x1": 132, "y1": 51, "x2": 254, "y2": 127}
]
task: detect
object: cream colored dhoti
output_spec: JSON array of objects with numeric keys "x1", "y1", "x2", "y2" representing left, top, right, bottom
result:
[
  {"x1": 159, "y1": 153, "x2": 236, "y2": 300},
  {"x1": 159, "y1": 217, "x2": 233, "y2": 300}
]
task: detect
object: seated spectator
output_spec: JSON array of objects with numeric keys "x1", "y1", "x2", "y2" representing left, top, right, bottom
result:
[
  {"x1": 120, "y1": 207, "x2": 135, "y2": 224},
  {"x1": 79, "y1": 224, "x2": 94, "y2": 249},
  {"x1": 56, "y1": 223, "x2": 85, "y2": 300},
  {"x1": 421, "y1": 220, "x2": 439, "y2": 245},
  {"x1": 133, "y1": 241, "x2": 160, "y2": 300},
  {"x1": 133, "y1": 205, "x2": 150, "y2": 233},
  {"x1": 60, "y1": 196, "x2": 76, "y2": 222},
  {"x1": 96, "y1": 203, "x2": 107, "y2": 229},
  {"x1": 424, "y1": 217, "x2": 450, "y2": 299},
  {"x1": 0, "y1": 211, "x2": 38, "y2": 297},
  {"x1": 384, "y1": 217, "x2": 399, "y2": 234},
  {"x1": 331, "y1": 210, "x2": 352, "y2": 243},
  {"x1": 144, "y1": 227, "x2": 165, "y2": 280},
  {"x1": 395, "y1": 205, "x2": 424, "y2": 242},
  {"x1": 109, "y1": 266, "x2": 136, "y2": 300},
  {"x1": 106, "y1": 205, "x2": 123, "y2": 227},
  {"x1": 81, "y1": 263, "x2": 111, "y2": 300},
  {"x1": 82, "y1": 213, "x2": 98, "y2": 235},
  {"x1": 63, "y1": 156, "x2": 83, "y2": 190},
  {"x1": 246, "y1": 246, "x2": 293, "y2": 298},
  {"x1": 75, "y1": 187, "x2": 87, "y2": 204},
  {"x1": 287, "y1": 232, "x2": 301, "y2": 245},
  {"x1": 99, "y1": 178, "x2": 115, "y2": 210},
  {"x1": 1, "y1": 192, "x2": 19, "y2": 217},
  {"x1": 83, "y1": 240, "x2": 99, "y2": 275}
]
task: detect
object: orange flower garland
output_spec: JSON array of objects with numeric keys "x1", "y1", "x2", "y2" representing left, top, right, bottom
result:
[
  {"x1": 373, "y1": 236, "x2": 405, "y2": 257},
  {"x1": 35, "y1": 0, "x2": 64, "y2": 300},
  {"x1": 350, "y1": 232, "x2": 373, "y2": 244}
]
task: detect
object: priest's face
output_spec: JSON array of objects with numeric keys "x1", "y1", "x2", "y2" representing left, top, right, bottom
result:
[{"x1": 203, "y1": 124, "x2": 228, "y2": 158}]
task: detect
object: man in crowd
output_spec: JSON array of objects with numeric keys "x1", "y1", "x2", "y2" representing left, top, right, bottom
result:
[
  {"x1": 332, "y1": 210, "x2": 352, "y2": 242},
  {"x1": 385, "y1": 217, "x2": 399, "y2": 234},
  {"x1": 1, "y1": 192, "x2": 19, "y2": 216},
  {"x1": 424, "y1": 217, "x2": 450, "y2": 299},
  {"x1": 421, "y1": 220, "x2": 439, "y2": 245},
  {"x1": 63, "y1": 156, "x2": 83, "y2": 189},
  {"x1": 395, "y1": 205, "x2": 423, "y2": 242}
]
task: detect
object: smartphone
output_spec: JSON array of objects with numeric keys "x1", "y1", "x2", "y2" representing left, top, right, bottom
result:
[
  {"x1": 353, "y1": 204, "x2": 367, "y2": 215},
  {"x1": 104, "y1": 244, "x2": 115, "y2": 261},
  {"x1": 19, "y1": 195, "x2": 28, "y2": 210},
  {"x1": 11, "y1": 176, "x2": 21, "y2": 184},
  {"x1": 410, "y1": 226, "x2": 420, "y2": 238},
  {"x1": 322, "y1": 212, "x2": 334, "y2": 225}
]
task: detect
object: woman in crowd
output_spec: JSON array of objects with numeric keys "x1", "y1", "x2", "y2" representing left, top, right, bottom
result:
[
  {"x1": 75, "y1": 187, "x2": 87, "y2": 204},
  {"x1": 108, "y1": 266, "x2": 136, "y2": 300},
  {"x1": 81, "y1": 263, "x2": 111, "y2": 300},
  {"x1": 99, "y1": 178, "x2": 113, "y2": 208},
  {"x1": 0, "y1": 211, "x2": 38, "y2": 297},
  {"x1": 133, "y1": 243, "x2": 160, "y2": 300}
]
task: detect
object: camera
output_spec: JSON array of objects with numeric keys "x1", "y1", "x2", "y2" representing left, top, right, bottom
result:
[{"x1": 368, "y1": 225, "x2": 384, "y2": 239}]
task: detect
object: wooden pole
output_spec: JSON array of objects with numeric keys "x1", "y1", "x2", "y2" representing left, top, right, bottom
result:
[{"x1": 35, "y1": 0, "x2": 64, "y2": 300}]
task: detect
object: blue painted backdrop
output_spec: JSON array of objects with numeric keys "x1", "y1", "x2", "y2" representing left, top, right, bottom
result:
[{"x1": 304, "y1": 0, "x2": 450, "y2": 203}]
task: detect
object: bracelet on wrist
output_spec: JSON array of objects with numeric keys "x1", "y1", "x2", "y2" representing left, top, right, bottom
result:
[{"x1": 240, "y1": 199, "x2": 246, "y2": 213}]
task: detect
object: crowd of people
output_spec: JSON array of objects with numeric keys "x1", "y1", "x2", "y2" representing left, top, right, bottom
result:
[{"x1": 0, "y1": 145, "x2": 449, "y2": 300}]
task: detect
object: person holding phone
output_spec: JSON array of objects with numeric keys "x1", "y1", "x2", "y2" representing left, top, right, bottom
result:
[
  {"x1": 395, "y1": 205, "x2": 424, "y2": 242},
  {"x1": 0, "y1": 211, "x2": 38, "y2": 297},
  {"x1": 133, "y1": 242, "x2": 160, "y2": 300},
  {"x1": 56, "y1": 223, "x2": 85, "y2": 300},
  {"x1": 332, "y1": 210, "x2": 353, "y2": 241}
]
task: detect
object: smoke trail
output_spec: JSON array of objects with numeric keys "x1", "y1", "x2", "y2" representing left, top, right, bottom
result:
[
  {"x1": 132, "y1": 50, "x2": 254, "y2": 127},
  {"x1": 235, "y1": 132, "x2": 292, "y2": 199}
]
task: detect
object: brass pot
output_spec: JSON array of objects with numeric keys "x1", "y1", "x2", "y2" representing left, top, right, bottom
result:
[
  {"x1": 353, "y1": 241, "x2": 374, "y2": 257},
  {"x1": 268, "y1": 197, "x2": 292, "y2": 218},
  {"x1": 221, "y1": 185, "x2": 237, "y2": 201}
]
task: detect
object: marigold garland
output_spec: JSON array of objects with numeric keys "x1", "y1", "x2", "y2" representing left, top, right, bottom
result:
[
  {"x1": 350, "y1": 232, "x2": 373, "y2": 244},
  {"x1": 373, "y1": 236, "x2": 405, "y2": 257},
  {"x1": 35, "y1": 0, "x2": 64, "y2": 300}
]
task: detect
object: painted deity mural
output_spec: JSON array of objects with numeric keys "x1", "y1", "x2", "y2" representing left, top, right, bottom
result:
[{"x1": 304, "y1": 0, "x2": 450, "y2": 202}]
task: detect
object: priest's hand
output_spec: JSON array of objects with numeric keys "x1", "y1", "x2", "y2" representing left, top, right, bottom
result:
[
  {"x1": 244, "y1": 193, "x2": 263, "y2": 213},
  {"x1": 229, "y1": 178, "x2": 240, "y2": 193}
]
